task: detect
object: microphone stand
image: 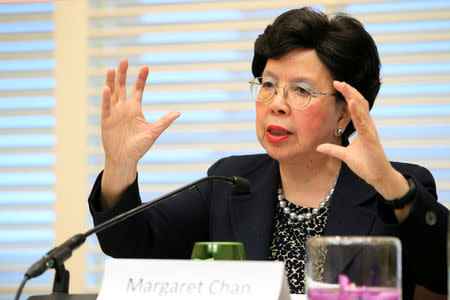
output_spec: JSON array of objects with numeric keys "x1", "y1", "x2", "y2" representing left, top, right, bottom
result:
[{"x1": 18, "y1": 175, "x2": 250, "y2": 300}]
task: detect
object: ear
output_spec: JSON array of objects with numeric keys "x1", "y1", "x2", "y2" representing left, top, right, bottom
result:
[{"x1": 335, "y1": 100, "x2": 351, "y2": 136}]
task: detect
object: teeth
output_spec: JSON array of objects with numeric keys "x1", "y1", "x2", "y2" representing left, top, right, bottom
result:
[{"x1": 270, "y1": 130, "x2": 287, "y2": 135}]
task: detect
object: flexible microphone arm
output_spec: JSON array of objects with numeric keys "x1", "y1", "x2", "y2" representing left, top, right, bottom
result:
[{"x1": 17, "y1": 175, "x2": 250, "y2": 299}]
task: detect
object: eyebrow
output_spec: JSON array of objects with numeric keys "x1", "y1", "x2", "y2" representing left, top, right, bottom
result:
[{"x1": 262, "y1": 70, "x2": 317, "y2": 89}]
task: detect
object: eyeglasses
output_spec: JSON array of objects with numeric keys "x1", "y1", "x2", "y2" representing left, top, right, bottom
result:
[{"x1": 249, "y1": 77, "x2": 336, "y2": 109}]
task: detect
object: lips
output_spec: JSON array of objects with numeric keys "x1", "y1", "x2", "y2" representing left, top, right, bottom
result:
[{"x1": 266, "y1": 125, "x2": 292, "y2": 143}]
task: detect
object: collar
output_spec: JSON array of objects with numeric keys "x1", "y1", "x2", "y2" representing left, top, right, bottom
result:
[{"x1": 228, "y1": 157, "x2": 379, "y2": 259}]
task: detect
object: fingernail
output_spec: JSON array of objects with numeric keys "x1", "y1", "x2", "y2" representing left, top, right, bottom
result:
[{"x1": 334, "y1": 81, "x2": 344, "y2": 88}]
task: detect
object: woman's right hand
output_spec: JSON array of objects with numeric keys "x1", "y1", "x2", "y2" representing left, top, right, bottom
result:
[{"x1": 100, "y1": 58, "x2": 180, "y2": 209}]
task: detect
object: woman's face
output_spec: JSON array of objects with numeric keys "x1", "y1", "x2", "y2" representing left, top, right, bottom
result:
[{"x1": 255, "y1": 48, "x2": 347, "y2": 163}]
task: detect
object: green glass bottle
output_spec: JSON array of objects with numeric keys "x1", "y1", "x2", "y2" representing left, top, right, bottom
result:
[{"x1": 191, "y1": 242, "x2": 246, "y2": 261}]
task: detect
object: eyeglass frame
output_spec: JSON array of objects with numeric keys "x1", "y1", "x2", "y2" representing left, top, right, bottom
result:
[{"x1": 249, "y1": 77, "x2": 337, "y2": 109}]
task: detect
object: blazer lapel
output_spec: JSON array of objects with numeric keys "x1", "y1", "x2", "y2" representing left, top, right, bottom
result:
[
  {"x1": 323, "y1": 163, "x2": 379, "y2": 281},
  {"x1": 229, "y1": 158, "x2": 279, "y2": 260},
  {"x1": 325, "y1": 163, "x2": 378, "y2": 236}
]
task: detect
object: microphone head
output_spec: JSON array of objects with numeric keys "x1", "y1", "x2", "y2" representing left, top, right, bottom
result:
[{"x1": 230, "y1": 176, "x2": 251, "y2": 193}]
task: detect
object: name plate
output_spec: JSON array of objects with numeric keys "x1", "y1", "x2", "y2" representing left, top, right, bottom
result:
[{"x1": 97, "y1": 258, "x2": 291, "y2": 300}]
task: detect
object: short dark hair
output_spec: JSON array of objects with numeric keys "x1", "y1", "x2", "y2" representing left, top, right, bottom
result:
[{"x1": 252, "y1": 7, "x2": 381, "y2": 145}]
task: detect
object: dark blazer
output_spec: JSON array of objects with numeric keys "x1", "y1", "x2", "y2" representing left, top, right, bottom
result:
[{"x1": 89, "y1": 154, "x2": 448, "y2": 299}]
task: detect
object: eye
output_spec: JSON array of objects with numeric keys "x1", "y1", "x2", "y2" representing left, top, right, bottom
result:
[
  {"x1": 261, "y1": 81, "x2": 274, "y2": 88},
  {"x1": 292, "y1": 85, "x2": 309, "y2": 95}
]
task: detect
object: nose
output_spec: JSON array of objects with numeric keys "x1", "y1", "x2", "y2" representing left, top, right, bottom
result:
[{"x1": 269, "y1": 85, "x2": 291, "y2": 115}]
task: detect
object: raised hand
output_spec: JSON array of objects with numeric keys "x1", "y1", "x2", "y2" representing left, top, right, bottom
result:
[
  {"x1": 317, "y1": 81, "x2": 409, "y2": 210},
  {"x1": 100, "y1": 58, "x2": 180, "y2": 209}
]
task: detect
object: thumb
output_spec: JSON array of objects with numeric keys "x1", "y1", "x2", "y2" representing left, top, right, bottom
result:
[
  {"x1": 149, "y1": 111, "x2": 181, "y2": 139},
  {"x1": 316, "y1": 143, "x2": 347, "y2": 162}
]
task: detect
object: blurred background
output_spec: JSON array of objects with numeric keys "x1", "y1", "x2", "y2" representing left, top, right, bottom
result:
[{"x1": 0, "y1": 0, "x2": 449, "y2": 298}]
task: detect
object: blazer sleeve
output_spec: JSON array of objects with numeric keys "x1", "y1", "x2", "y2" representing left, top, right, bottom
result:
[
  {"x1": 378, "y1": 164, "x2": 448, "y2": 294},
  {"x1": 88, "y1": 170, "x2": 211, "y2": 259}
]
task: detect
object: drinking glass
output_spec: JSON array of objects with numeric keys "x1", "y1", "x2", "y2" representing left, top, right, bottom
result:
[
  {"x1": 191, "y1": 242, "x2": 246, "y2": 260},
  {"x1": 306, "y1": 236, "x2": 402, "y2": 300}
]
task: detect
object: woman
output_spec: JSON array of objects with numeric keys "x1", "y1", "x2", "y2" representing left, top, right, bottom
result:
[{"x1": 89, "y1": 7, "x2": 447, "y2": 299}]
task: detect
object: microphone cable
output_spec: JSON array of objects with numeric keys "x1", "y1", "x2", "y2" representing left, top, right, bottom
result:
[
  {"x1": 15, "y1": 175, "x2": 251, "y2": 299},
  {"x1": 14, "y1": 275, "x2": 29, "y2": 300}
]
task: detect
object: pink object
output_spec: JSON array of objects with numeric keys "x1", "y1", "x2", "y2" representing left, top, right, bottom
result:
[{"x1": 308, "y1": 274, "x2": 401, "y2": 300}]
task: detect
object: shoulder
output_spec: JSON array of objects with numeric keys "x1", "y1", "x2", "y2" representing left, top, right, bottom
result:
[
  {"x1": 207, "y1": 154, "x2": 277, "y2": 177},
  {"x1": 390, "y1": 161, "x2": 437, "y2": 196},
  {"x1": 390, "y1": 161, "x2": 434, "y2": 181}
]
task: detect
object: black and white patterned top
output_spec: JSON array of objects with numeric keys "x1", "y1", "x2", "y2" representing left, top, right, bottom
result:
[{"x1": 268, "y1": 197, "x2": 329, "y2": 294}]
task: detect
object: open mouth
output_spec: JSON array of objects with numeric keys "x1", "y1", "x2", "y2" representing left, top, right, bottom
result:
[
  {"x1": 266, "y1": 125, "x2": 292, "y2": 143},
  {"x1": 267, "y1": 125, "x2": 291, "y2": 135},
  {"x1": 268, "y1": 129, "x2": 290, "y2": 136}
]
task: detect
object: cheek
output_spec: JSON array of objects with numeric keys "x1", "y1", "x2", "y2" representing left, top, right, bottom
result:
[{"x1": 295, "y1": 105, "x2": 329, "y2": 133}]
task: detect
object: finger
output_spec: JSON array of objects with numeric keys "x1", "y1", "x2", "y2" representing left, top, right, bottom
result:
[
  {"x1": 102, "y1": 86, "x2": 111, "y2": 120},
  {"x1": 115, "y1": 57, "x2": 128, "y2": 101},
  {"x1": 105, "y1": 67, "x2": 116, "y2": 103},
  {"x1": 149, "y1": 111, "x2": 181, "y2": 140},
  {"x1": 334, "y1": 81, "x2": 366, "y2": 105},
  {"x1": 347, "y1": 98, "x2": 368, "y2": 131},
  {"x1": 334, "y1": 81, "x2": 373, "y2": 132},
  {"x1": 317, "y1": 143, "x2": 348, "y2": 162},
  {"x1": 131, "y1": 65, "x2": 149, "y2": 104}
]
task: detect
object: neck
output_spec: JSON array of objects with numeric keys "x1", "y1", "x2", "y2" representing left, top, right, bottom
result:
[{"x1": 278, "y1": 153, "x2": 341, "y2": 207}]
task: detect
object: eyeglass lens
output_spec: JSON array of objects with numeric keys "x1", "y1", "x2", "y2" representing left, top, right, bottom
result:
[{"x1": 251, "y1": 77, "x2": 311, "y2": 108}]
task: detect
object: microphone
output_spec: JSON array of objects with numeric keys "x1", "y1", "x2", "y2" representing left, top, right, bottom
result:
[
  {"x1": 229, "y1": 175, "x2": 251, "y2": 193},
  {"x1": 17, "y1": 175, "x2": 251, "y2": 298}
]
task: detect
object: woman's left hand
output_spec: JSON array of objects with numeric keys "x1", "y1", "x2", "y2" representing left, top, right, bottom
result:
[{"x1": 316, "y1": 81, "x2": 410, "y2": 217}]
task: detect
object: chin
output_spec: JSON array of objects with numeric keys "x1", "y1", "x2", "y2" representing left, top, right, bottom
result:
[
  {"x1": 258, "y1": 135, "x2": 309, "y2": 161},
  {"x1": 266, "y1": 152, "x2": 286, "y2": 163},
  {"x1": 264, "y1": 143, "x2": 319, "y2": 164},
  {"x1": 263, "y1": 145, "x2": 297, "y2": 163}
]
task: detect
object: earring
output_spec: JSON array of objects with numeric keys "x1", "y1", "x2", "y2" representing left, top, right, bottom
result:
[{"x1": 337, "y1": 128, "x2": 344, "y2": 135}]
